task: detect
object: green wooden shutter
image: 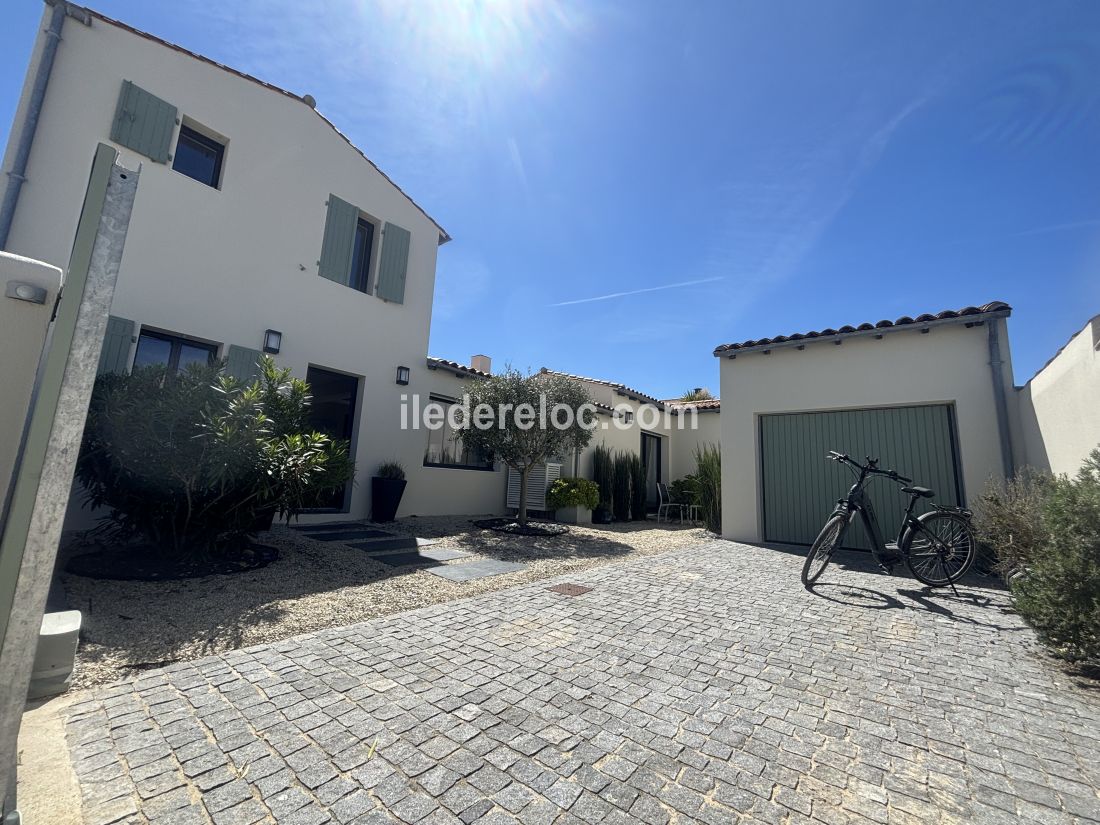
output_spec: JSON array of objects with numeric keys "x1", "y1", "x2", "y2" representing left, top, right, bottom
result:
[
  {"x1": 318, "y1": 195, "x2": 359, "y2": 284},
  {"x1": 375, "y1": 222, "x2": 410, "y2": 303},
  {"x1": 225, "y1": 345, "x2": 263, "y2": 383},
  {"x1": 97, "y1": 315, "x2": 134, "y2": 374},
  {"x1": 110, "y1": 80, "x2": 177, "y2": 163}
]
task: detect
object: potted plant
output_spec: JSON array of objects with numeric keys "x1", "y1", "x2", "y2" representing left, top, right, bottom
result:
[
  {"x1": 546, "y1": 477, "x2": 599, "y2": 525},
  {"x1": 371, "y1": 460, "x2": 407, "y2": 522},
  {"x1": 592, "y1": 501, "x2": 613, "y2": 524}
]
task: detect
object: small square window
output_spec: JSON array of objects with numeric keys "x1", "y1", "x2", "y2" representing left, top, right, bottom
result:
[{"x1": 173, "y1": 124, "x2": 225, "y2": 188}]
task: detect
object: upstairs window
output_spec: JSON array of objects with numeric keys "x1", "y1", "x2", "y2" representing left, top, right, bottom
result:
[
  {"x1": 318, "y1": 194, "x2": 410, "y2": 303},
  {"x1": 173, "y1": 124, "x2": 225, "y2": 188},
  {"x1": 133, "y1": 329, "x2": 217, "y2": 374},
  {"x1": 349, "y1": 218, "x2": 376, "y2": 293}
]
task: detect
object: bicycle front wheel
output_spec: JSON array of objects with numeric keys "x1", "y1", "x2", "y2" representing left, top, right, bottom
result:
[
  {"x1": 902, "y1": 511, "x2": 976, "y2": 587},
  {"x1": 802, "y1": 513, "x2": 846, "y2": 588}
]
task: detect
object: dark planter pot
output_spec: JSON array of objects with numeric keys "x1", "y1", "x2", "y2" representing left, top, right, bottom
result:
[
  {"x1": 592, "y1": 506, "x2": 612, "y2": 525},
  {"x1": 371, "y1": 477, "x2": 407, "y2": 522},
  {"x1": 250, "y1": 506, "x2": 277, "y2": 532}
]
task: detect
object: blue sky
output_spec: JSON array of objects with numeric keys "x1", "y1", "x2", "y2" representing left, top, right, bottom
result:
[{"x1": 3, "y1": 0, "x2": 1099, "y2": 398}]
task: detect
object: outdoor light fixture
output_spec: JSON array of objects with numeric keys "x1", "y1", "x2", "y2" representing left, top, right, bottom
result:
[
  {"x1": 263, "y1": 329, "x2": 282, "y2": 354},
  {"x1": 5, "y1": 280, "x2": 47, "y2": 304},
  {"x1": 396, "y1": 365, "x2": 410, "y2": 385}
]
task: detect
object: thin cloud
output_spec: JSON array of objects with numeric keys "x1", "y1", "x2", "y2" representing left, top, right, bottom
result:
[
  {"x1": 1016, "y1": 218, "x2": 1100, "y2": 236},
  {"x1": 549, "y1": 277, "x2": 724, "y2": 307}
]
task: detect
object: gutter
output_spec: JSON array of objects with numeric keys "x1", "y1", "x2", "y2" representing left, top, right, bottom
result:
[
  {"x1": 0, "y1": 2, "x2": 70, "y2": 250},
  {"x1": 987, "y1": 319, "x2": 1016, "y2": 478}
]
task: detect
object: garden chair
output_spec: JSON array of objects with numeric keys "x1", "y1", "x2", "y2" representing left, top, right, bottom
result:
[{"x1": 657, "y1": 482, "x2": 685, "y2": 523}]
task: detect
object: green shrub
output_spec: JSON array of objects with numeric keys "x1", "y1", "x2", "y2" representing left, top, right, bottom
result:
[
  {"x1": 1006, "y1": 450, "x2": 1100, "y2": 664},
  {"x1": 694, "y1": 443, "x2": 721, "y2": 533},
  {"x1": 629, "y1": 453, "x2": 647, "y2": 520},
  {"x1": 77, "y1": 357, "x2": 353, "y2": 556},
  {"x1": 612, "y1": 452, "x2": 632, "y2": 521},
  {"x1": 973, "y1": 467, "x2": 1055, "y2": 575},
  {"x1": 591, "y1": 445, "x2": 614, "y2": 513},
  {"x1": 670, "y1": 475, "x2": 700, "y2": 506},
  {"x1": 546, "y1": 477, "x2": 599, "y2": 511},
  {"x1": 376, "y1": 461, "x2": 406, "y2": 480}
]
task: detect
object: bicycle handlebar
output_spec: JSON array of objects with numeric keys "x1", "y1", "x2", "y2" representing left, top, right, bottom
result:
[{"x1": 826, "y1": 451, "x2": 912, "y2": 484}]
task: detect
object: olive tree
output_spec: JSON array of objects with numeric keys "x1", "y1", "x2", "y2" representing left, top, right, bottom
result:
[{"x1": 459, "y1": 368, "x2": 596, "y2": 525}]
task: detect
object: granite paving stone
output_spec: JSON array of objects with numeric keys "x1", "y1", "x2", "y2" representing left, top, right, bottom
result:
[{"x1": 62, "y1": 542, "x2": 1100, "y2": 824}]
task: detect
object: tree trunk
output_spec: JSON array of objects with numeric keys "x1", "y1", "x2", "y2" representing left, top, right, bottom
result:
[{"x1": 518, "y1": 466, "x2": 530, "y2": 526}]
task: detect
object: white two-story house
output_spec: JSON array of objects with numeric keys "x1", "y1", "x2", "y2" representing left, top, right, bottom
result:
[{"x1": 0, "y1": 1, "x2": 515, "y2": 521}]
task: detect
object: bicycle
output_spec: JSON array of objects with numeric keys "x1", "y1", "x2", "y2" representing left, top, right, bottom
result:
[{"x1": 801, "y1": 451, "x2": 976, "y2": 592}]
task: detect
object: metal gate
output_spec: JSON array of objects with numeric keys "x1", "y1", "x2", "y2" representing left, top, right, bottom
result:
[{"x1": 760, "y1": 405, "x2": 963, "y2": 548}]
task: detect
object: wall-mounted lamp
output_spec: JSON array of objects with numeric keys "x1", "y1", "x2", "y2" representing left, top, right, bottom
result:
[
  {"x1": 396, "y1": 365, "x2": 410, "y2": 385},
  {"x1": 263, "y1": 329, "x2": 282, "y2": 354},
  {"x1": 5, "y1": 280, "x2": 48, "y2": 305}
]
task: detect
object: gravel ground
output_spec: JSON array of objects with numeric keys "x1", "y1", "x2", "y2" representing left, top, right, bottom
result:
[{"x1": 59, "y1": 516, "x2": 711, "y2": 691}]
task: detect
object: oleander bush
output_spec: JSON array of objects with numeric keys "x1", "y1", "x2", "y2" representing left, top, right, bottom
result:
[{"x1": 77, "y1": 356, "x2": 353, "y2": 556}]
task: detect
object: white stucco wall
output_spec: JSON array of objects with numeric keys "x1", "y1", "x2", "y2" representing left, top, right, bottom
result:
[
  {"x1": 399, "y1": 366, "x2": 506, "y2": 517},
  {"x1": 566, "y1": 380, "x2": 671, "y2": 490},
  {"x1": 717, "y1": 319, "x2": 1015, "y2": 543},
  {"x1": 668, "y1": 409, "x2": 721, "y2": 481},
  {"x1": 4, "y1": 9, "x2": 462, "y2": 523},
  {"x1": 1017, "y1": 315, "x2": 1100, "y2": 477}
]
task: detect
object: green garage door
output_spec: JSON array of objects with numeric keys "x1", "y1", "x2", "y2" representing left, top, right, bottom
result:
[{"x1": 761, "y1": 405, "x2": 963, "y2": 548}]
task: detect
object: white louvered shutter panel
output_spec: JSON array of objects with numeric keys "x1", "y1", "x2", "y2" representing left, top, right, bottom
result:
[{"x1": 505, "y1": 463, "x2": 562, "y2": 510}]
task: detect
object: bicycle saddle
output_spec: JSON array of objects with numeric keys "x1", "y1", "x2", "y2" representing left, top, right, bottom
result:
[{"x1": 902, "y1": 486, "x2": 935, "y2": 498}]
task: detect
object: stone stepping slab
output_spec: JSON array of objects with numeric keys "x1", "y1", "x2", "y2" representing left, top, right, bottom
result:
[
  {"x1": 374, "y1": 548, "x2": 470, "y2": 568},
  {"x1": 427, "y1": 559, "x2": 527, "y2": 582},
  {"x1": 301, "y1": 529, "x2": 397, "y2": 542},
  {"x1": 345, "y1": 536, "x2": 419, "y2": 553},
  {"x1": 291, "y1": 522, "x2": 386, "y2": 533}
]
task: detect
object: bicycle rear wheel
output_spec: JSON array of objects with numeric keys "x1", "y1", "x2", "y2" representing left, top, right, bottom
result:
[
  {"x1": 802, "y1": 514, "x2": 846, "y2": 588},
  {"x1": 902, "y1": 511, "x2": 976, "y2": 587}
]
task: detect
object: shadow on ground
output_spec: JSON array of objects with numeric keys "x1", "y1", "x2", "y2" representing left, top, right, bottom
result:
[
  {"x1": 757, "y1": 543, "x2": 1022, "y2": 631},
  {"x1": 55, "y1": 517, "x2": 700, "y2": 688}
]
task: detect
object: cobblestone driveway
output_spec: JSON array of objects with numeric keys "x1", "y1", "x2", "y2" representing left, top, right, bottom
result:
[{"x1": 63, "y1": 542, "x2": 1100, "y2": 824}]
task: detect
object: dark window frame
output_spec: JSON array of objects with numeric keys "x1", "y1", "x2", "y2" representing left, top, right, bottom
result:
[
  {"x1": 172, "y1": 123, "x2": 225, "y2": 188},
  {"x1": 349, "y1": 216, "x2": 376, "y2": 293},
  {"x1": 133, "y1": 328, "x2": 218, "y2": 374},
  {"x1": 423, "y1": 394, "x2": 495, "y2": 471}
]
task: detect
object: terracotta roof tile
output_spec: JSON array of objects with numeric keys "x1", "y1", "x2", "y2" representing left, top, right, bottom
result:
[
  {"x1": 713, "y1": 301, "x2": 1011, "y2": 356},
  {"x1": 663, "y1": 398, "x2": 721, "y2": 411},
  {"x1": 539, "y1": 369, "x2": 665, "y2": 408},
  {"x1": 426, "y1": 357, "x2": 490, "y2": 378}
]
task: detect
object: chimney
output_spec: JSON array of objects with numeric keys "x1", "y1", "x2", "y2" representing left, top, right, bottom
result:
[{"x1": 471, "y1": 354, "x2": 491, "y2": 374}]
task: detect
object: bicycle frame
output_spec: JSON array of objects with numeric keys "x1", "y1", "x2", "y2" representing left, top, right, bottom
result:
[{"x1": 829, "y1": 468, "x2": 925, "y2": 562}]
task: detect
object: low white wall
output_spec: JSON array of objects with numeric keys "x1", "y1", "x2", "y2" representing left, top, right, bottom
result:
[
  {"x1": 1017, "y1": 315, "x2": 1100, "y2": 477},
  {"x1": 718, "y1": 320, "x2": 1013, "y2": 543}
]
